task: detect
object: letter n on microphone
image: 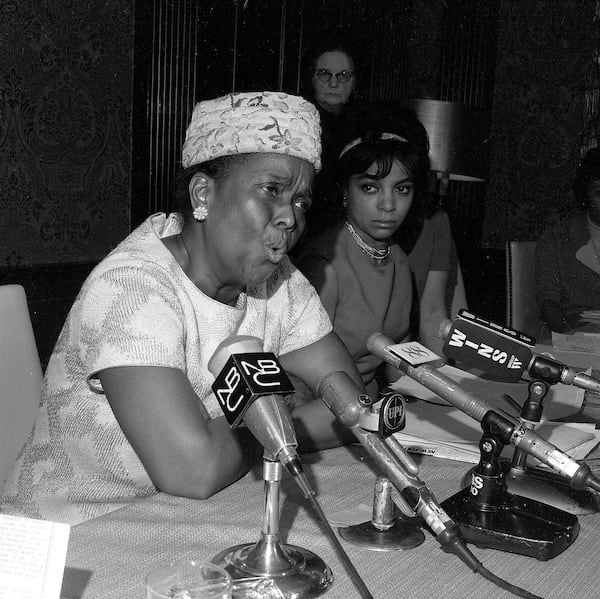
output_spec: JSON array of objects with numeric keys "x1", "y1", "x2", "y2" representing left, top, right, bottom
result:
[{"x1": 211, "y1": 352, "x2": 295, "y2": 428}]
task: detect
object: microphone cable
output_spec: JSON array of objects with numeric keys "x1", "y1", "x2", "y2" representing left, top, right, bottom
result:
[
  {"x1": 471, "y1": 561, "x2": 543, "y2": 599},
  {"x1": 428, "y1": 508, "x2": 544, "y2": 599},
  {"x1": 317, "y1": 370, "x2": 543, "y2": 599},
  {"x1": 295, "y1": 479, "x2": 374, "y2": 599}
]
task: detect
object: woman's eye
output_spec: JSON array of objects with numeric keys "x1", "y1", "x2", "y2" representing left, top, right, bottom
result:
[
  {"x1": 397, "y1": 184, "x2": 413, "y2": 195},
  {"x1": 263, "y1": 184, "x2": 279, "y2": 196},
  {"x1": 294, "y1": 198, "x2": 312, "y2": 212},
  {"x1": 361, "y1": 183, "x2": 378, "y2": 193}
]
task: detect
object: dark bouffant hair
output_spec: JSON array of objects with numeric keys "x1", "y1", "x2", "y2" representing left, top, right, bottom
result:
[
  {"x1": 574, "y1": 147, "x2": 600, "y2": 209},
  {"x1": 330, "y1": 101, "x2": 434, "y2": 252}
]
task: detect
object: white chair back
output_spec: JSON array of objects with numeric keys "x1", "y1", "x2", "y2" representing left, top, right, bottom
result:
[
  {"x1": 505, "y1": 241, "x2": 549, "y2": 340},
  {"x1": 0, "y1": 284, "x2": 43, "y2": 492}
]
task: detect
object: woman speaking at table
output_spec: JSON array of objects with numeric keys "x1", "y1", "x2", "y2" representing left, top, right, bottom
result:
[{"x1": 0, "y1": 91, "x2": 363, "y2": 525}]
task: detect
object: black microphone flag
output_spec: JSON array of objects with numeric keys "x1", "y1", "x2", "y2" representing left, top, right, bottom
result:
[{"x1": 440, "y1": 310, "x2": 534, "y2": 382}]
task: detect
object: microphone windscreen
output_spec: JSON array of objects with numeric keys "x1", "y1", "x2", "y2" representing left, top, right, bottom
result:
[
  {"x1": 366, "y1": 332, "x2": 399, "y2": 366},
  {"x1": 207, "y1": 335, "x2": 263, "y2": 376}
]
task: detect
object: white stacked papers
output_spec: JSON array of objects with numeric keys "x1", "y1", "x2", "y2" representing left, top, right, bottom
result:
[
  {"x1": 552, "y1": 331, "x2": 600, "y2": 353},
  {"x1": 580, "y1": 310, "x2": 600, "y2": 324},
  {"x1": 0, "y1": 514, "x2": 70, "y2": 599}
]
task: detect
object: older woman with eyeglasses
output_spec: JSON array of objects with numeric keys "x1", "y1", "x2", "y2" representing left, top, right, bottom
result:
[{"x1": 293, "y1": 27, "x2": 364, "y2": 247}]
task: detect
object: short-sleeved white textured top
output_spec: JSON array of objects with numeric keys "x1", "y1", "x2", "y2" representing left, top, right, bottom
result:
[{"x1": 0, "y1": 213, "x2": 332, "y2": 525}]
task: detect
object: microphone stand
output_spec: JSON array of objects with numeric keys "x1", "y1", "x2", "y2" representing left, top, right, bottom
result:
[
  {"x1": 440, "y1": 410, "x2": 580, "y2": 560},
  {"x1": 502, "y1": 380, "x2": 600, "y2": 515},
  {"x1": 338, "y1": 394, "x2": 425, "y2": 551},
  {"x1": 339, "y1": 475, "x2": 425, "y2": 550},
  {"x1": 212, "y1": 453, "x2": 333, "y2": 598}
]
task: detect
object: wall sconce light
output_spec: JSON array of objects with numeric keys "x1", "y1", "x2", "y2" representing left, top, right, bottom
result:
[{"x1": 404, "y1": 99, "x2": 490, "y2": 197}]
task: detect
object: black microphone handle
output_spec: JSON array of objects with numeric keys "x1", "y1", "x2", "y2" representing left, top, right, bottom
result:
[
  {"x1": 529, "y1": 355, "x2": 600, "y2": 393},
  {"x1": 367, "y1": 332, "x2": 600, "y2": 493}
]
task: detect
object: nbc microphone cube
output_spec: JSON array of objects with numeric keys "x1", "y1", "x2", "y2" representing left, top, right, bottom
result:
[{"x1": 211, "y1": 352, "x2": 295, "y2": 428}]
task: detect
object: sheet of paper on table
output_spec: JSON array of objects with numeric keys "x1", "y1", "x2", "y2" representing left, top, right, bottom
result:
[
  {"x1": 389, "y1": 364, "x2": 600, "y2": 465},
  {"x1": 580, "y1": 310, "x2": 600, "y2": 324},
  {"x1": 0, "y1": 513, "x2": 70, "y2": 599},
  {"x1": 552, "y1": 330, "x2": 600, "y2": 353}
]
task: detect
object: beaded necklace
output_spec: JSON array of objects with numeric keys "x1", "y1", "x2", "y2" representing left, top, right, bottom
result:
[{"x1": 344, "y1": 220, "x2": 391, "y2": 262}]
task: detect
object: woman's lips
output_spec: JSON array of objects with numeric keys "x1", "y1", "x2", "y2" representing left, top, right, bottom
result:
[
  {"x1": 373, "y1": 220, "x2": 397, "y2": 229},
  {"x1": 265, "y1": 238, "x2": 287, "y2": 263}
]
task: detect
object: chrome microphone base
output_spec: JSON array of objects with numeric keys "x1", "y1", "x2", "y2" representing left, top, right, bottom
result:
[
  {"x1": 212, "y1": 533, "x2": 333, "y2": 598},
  {"x1": 338, "y1": 517, "x2": 425, "y2": 551}
]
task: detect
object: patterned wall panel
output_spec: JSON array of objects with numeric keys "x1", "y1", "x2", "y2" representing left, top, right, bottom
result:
[
  {"x1": 0, "y1": 0, "x2": 133, "y2": 266},
  {"x1": 482, "y1": 0, "x2": 597, "y2": 247}
]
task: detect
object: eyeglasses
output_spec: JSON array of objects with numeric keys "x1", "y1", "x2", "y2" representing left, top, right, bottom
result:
[{"x1": 314, "y1": 69, "x2": 354, "y2": 83}]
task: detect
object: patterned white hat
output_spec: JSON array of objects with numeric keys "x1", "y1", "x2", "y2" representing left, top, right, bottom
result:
[{"x1": 182, "y1": 91, "x2": 322, "y2": 171}]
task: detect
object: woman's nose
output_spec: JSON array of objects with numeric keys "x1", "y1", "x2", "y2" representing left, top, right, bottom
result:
[
  {"x1": 378, "y1": 192, "x2": 395, "y2": 211},
  {"x1": 274, "y1": 202, "x2": 297, "y2": 230},
  {"x1": 328, "y1": 76, "x2": 340, "y2": 88}
]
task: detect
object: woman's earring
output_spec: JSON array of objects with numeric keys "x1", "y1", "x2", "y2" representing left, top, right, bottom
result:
[
  {"x1": 193, "y1": 205, "x2": 208, "y2": 222},
  {"x1": 342, "y1": 196, "x2": 347, "y2": 208}
]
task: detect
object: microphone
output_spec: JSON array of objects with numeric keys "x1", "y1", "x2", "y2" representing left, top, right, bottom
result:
[
  {"x1": 210, "y1": 340, "x2": 378, "y2": 598},
  {"x1": 438, "y1": 309, "x2": 600, "y2": 393},
  {"x1": 208, "y1": 335, "x2": 311, "y2": 494},
  {"x1": 366, "y1": 332, "x2": 600, "y2": 494},
  {"x1": 317, "y1": 371, "x2": 481, "y2": 571}
]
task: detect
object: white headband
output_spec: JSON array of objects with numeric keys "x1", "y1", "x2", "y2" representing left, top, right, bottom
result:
[{"x1": 338, "y1": 132, "x2": 408, "y2": 158}]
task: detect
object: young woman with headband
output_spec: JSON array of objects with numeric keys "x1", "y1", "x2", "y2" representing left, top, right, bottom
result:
[{"x1": 294, "y1": 105, "x2": 430, "y2": 399}]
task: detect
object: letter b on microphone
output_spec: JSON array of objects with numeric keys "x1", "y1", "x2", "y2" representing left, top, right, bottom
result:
[{"x1": 212, "y1": 352, "x2": 295, "y2": 428}]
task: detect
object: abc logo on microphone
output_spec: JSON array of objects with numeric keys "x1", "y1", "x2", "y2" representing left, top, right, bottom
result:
[{"x1": 211, "y1": 352, "x2": 295, "y2": 427}]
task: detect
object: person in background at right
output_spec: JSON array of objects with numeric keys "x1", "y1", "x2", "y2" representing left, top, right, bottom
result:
[{"x1": 536, "y1": 147, "x2": 600, "y2": 333}]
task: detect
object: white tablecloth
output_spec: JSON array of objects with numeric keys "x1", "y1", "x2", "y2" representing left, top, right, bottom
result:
[{"x1": 62, "y1": 444, "x2": 600, "y2": 599}]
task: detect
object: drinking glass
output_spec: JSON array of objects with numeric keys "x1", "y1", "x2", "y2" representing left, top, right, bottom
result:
[{"x1": 146, "y1": 560, "x2": 232, "y2": 599}]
